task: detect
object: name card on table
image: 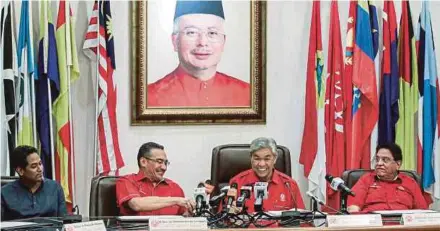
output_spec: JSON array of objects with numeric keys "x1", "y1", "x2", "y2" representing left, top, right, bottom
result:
[
  {"x1": 401, "y1": 212, "x2": 440, "y2": 225},
  {"x1": 149, "y1": 217, "x2": 208, "y2": 230},
  {"x1": 62, "y1": 220, "x2": 106, "y2": 231},
  {"x1": 327, "y1": 214, "x2": 383, "y2": 228}
]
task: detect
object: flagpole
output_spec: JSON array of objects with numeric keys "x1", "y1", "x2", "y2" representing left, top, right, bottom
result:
[
  {"x1": 11, "y1": 0, "x2": 18, "y2": 149},
  {"x1": 66, "y1": 0, "x2": 76, "y2": 208},
  {"x1": 42, "y1": 0, "x2": 56, "y2": 181},
  {"x1": 29, "y1": 0, "x2": 37, "y2": 147},
  {"x1": 67, "y1": 68, "x2": 76, "y2": 206},
  {"x1": 30, "y1": 75, "x2": 37, "y2": 146},
  {"x1": 93, "y1": 0, "x2": 100, "y2": 176},
  {"x1": 47, "y1": 83, "x2": 55, "y2": 181}
]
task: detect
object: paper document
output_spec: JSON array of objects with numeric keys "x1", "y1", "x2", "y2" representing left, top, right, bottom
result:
[
  {"x1": 371, "y1": 210, "x2": 438, "y2": 215},
  {"x1": 116, "y1": 215, "x2": 183, "y2": 221},
  {"x1": 0, "y1": 221, "x2": 38, "y2": 228}
]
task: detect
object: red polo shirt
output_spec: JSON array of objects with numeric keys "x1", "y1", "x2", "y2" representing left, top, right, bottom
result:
[
  {"x1": 229, "y1": 169, "x2": 305, "y2": 213},
  {"x1": 147, "y1": 67, "x2": 250, "y2": 107},
  {"x1": 116, "y1": 171, "x2": 186, "y2": 215},
  {"x1": 347, "y1": 172, "x2": 428, "y2": 213}
]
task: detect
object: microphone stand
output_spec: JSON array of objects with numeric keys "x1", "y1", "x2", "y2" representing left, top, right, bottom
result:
[
  {"x1": 251, "y1": 211, "x2": 276, "y2": 228},
  {"x1": 340, "y1": 191, "x2": 349, "y2": 214},
  {"x1": 310, "y1": 196, "x2": 326, "y2": 217}
]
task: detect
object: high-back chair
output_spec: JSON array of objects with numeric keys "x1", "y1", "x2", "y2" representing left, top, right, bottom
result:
[
  {"x1": 89, "y1": 175, "x2": 120, "y2": 217},
  {"x1": 210, "y1": 144, "x2": 291, "y2": 195}
]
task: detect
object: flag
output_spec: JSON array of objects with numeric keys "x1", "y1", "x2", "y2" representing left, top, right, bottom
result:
[
  {"x1": 378, "y1": 0, "x2": 399, "y2": 145},
  {"x1": 367, "y1": 0, "x2": 379, "y2": 166},
  {"x1": 299, "y1": 0, "x2": 326, "y2": 203},
  {"x1": 0, "y1": 1, "x2": 7, "y2": 176},
  {"x1": 37, "y1": 0, "x2": 60, "y2": 179},
  {"x1": 368, "y1": 1, "x2": 379, "y2": 59},
  {"x1": 1, "y1": 1, "x2": 17, "y2": 176},
  {"x1": 343, "y1": 0, "x2": 356, "y2": 170},
  {"x1": 17, "y1": 0, "x2": 35, "y2": 147},
  {"x1": 54, "y1": 0, "x2": 79, "y2": 206},
  {"x1": 417, "y1": 1, "x2": 439, "y2": 201},
  {"x1": 350, "y1": 0, "x2": 378, "y2": 169},
  {"x1": 396, "y1": 1, "x2": 418, "y2": 171},
  {"x1": 324, "y1": 0, "x2": 345, "y2": 210},
  {"x1": 83, "y1": 0, "x2": 125, "y2": 174}
]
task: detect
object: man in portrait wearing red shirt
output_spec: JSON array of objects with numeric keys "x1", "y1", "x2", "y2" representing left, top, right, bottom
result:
[
  {"x1": 228, "y1": 137, "x2": 305, "y2": 214},
  {"x1": 147, "y1": 0, "x2": 250, "y2": 107},
  {"x1": 116, "y1": 142, "x2": 195, "y2": 215},
  {"x1": 347, "y1": 143, "x2": 428, "y2": 213}
]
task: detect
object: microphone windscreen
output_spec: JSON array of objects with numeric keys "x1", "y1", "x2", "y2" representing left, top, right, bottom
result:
[
  {"x1": 227, "y1": 186, "x2": 238, "y2": 197},
  {"x1": 203, "y1": 179, "x2": 214, "y2": 194},
  {"x1": 325, "y1": 174, "x2": 334, "y2": 182},
  {"x1": 204, "y1": 185, "x2": 214, "y2": 194},
  {"x1": 220, "y1": 186, "x2": 230, "y2": 192}
]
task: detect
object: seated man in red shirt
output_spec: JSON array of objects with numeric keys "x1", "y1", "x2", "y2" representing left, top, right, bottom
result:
[
  {"x1": 347, "y1": 143, "x2": 428, "y2": 213},
  {"x1": 228, "y1": 137, "x2": 305, "y2": 213},
  {"x1": 116, "y1": 142, "x2": 195, "y2": 215}
]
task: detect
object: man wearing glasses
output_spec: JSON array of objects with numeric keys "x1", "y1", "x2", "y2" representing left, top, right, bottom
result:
[
  {"x1": 347, "y1": 143, "x2": 428, "y2": 213},
  {"x1": 147, "y1": 0, "x2": 250, "y2": 107},
  {"x1": 116, "y1": 142, "x2": 195, "y2": 215},
  {"x1": 227, "y1": 137, "x2": 305, "y2": 213}
]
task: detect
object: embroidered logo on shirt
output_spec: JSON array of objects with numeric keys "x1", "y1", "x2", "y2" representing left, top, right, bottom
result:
[
  {"x1": 280, "y1": 193, "x2": 286, "y2": 202},
  {"x1": 369, "y1": 183, "x2": 380, "y2": 188}
]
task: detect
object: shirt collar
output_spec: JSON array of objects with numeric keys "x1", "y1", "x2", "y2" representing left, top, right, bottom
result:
[
  {"x1": 135, "y1": 170, "x2": 169, "y2": 185},
  {"x1": 246, "y1": 169, "x2": 281, "y2": 185},
  {"x1": 174, "y1": 66, "x2": 217, "y2": 91},
  {"x1": 374, "y1": 172, "x2": 403, "y2": 183},
  {"x1": 16, "y1": 178, "x2": 44, "y2": 193}
]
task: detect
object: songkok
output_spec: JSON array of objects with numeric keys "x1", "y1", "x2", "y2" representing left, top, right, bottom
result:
[{"x1": 174, "y1": 0, "x2": 225, "y2": 20}]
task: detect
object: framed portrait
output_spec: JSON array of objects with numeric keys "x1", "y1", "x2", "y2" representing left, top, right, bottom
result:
[{"x1": 131, "y1": 0, "x2": 266, "y2": 125}]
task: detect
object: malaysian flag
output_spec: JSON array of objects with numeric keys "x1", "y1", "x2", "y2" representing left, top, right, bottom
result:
[{"x1": 83, "y1": 0, "x2": 124, "y2": 174}]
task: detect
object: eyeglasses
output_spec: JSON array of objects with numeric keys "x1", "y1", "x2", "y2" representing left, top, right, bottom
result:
[
  {"x1": 145, "y1": 157, "x2": 170, "y2": 166},
  {"x1": 178, "y1": 28, "x2": 225, "y2": 43},
  {"x1": 374, "y1": 156, "x2": 395, "y2": 164}
]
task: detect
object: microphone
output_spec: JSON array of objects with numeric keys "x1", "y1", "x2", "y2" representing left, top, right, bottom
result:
[
  {"x1": 306, "y1": 191, "x2": 347, "y2": 215},
  {"x1": 253, "y1": 182, "x2": 268, "y2": 212},
  {"x1": 280, "y1": 182, "x2": 301, "y2": 226},
  {"x1": 194, "y1": 182, "x2": 207, "y2": 212},
  {"x1": 236, "y1": 186, "x2": 252, "y2": 208},
  {"x1": 209, "y1": 186, "x2": 229, "y2": 207},
  {"x1": 204, "y1": 179, "x2": 215, "y2": 195},
  {"x1": 325, "y1": 174, "x2": 356, "y2": 197},
  {"x1": 62, "y1": 205, "x2": 82, "y2": 224},
  {"x1": 226, "y1": 183, "x2": 238, "y2": 209},
  {"x1": 284, "y1": 182, "x2": 299, "y2": 212}
]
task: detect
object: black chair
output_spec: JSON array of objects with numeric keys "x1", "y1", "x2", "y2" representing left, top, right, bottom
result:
[
  {"x1": 1, "y1": 176, "x2": 19, "y2": 187},
  {"x1": 89, "y1": 175, "x2": 120, "y2": 217},
  {"x1": 210, "y1": 144, "x2": 291, "y2": 195},
  {"x1": 340, "y1": 169, "x2": 422, "y2": 209}
]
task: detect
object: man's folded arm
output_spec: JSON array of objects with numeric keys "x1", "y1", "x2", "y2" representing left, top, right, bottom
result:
[{"x1": 125, "y1": 196, "x2": 184, "y2": 212}]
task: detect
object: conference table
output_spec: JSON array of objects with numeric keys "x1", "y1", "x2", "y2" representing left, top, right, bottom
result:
[{"x1": 2, "y1": 215, "x2": 440, "y2": 231}]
